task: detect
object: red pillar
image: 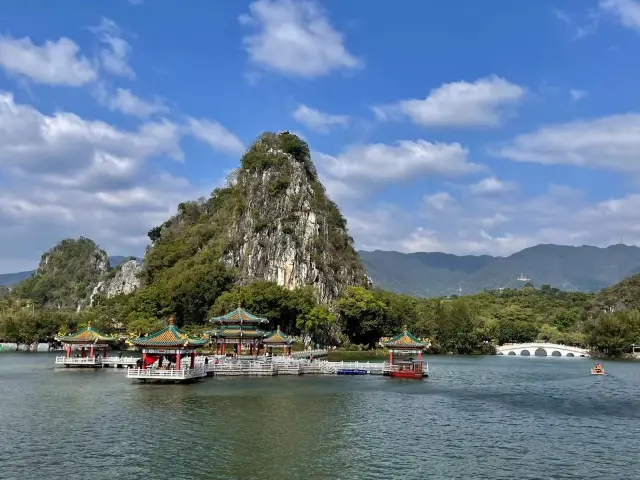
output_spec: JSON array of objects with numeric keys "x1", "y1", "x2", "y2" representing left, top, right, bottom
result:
[
  {"x1": 65, "y1": 345, "x2": 71, "y2": 358},
  {"x1": 142, "y1": 351, "x2": 147, "y2": 369},
  {"x1": 190, "y1": 351, "x2": 195, "y2": 369},
  {"x1": 389, "y1": 351, "x2": 394, "y2": 365},
  {"x1": 417, "y1": 350, "x2": 422, "y2": 360},
  {"x1": 176, "y1": 352, "x2": 182, "y2": 370},
  {"x1": 222, "y1": 343, "x2": 226, "y2": 355}
]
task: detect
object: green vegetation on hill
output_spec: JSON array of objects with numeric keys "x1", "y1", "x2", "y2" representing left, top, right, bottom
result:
[
  {"x1": 360, "y1": 244, "x2": 640, "y2": 297},
  {"x1": 14, "y1": 237, "x2": 109, "y2": 310}
]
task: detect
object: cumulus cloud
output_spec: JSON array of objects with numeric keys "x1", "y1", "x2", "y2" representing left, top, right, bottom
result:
[
  {"x1": 0, "y1": 36, "x2": 97, "y2": 86},
  {"x1": 239, "y1": 0, "x2": 361, "y2": 78},
  {"x1": 346, "y1": 184, "x2": 640, "y2": 258},
  {"x1": 90, "y1": 18, "x2": 135, "y2": 78},
  {"x1": 97, "y1": 87, "x2": 169, "y2": 118},
  {"x1": 292, "y1": 104, "x2": 349, "y2": 132},
  {"x1": 495, "y1": 114, "x2": 640, "y2": 172},
  {"x1": 468, "y1": 177, "x2": 516, "y2": 196},
  {"x1": 0, "y1": 94, "x2": 240, "y2": 272},
  {"x1": 186, "y1": 117, "x2": 246, "y2": 155},
  {"x1": 374, "y1": 76, "x2": 526, "y2": 127},
  {"x1": 600, "y1": 0, "x2": 640, "y2": 31}
]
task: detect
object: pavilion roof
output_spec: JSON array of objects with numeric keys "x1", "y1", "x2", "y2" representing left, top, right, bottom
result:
[
  {"x1": 209, "y1": 305, "x2": 269, "y2": 325},
  {"x1": 263, "y1": 326, "x2": 293, "y2": 345},
  {"x1": 384, "y1": 327, "x2": 426, "y2": 349},
  {"x1": 206, "y1": 325, "x2": 268, "y2": 339},
  {"x1": 131, "y1": 318, "x2": 207, "y2": 348},
  {"x1": 56, "y1": 322, "x2": 116, "y2": 344}
]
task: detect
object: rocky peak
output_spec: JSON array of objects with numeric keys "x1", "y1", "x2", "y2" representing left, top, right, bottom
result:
[
  {"x1": 220, "y1": 132, "x2": 369, "y2": 303},
  {"x1": 90, "y1": 258, "x2": 142, "y2": 306}
]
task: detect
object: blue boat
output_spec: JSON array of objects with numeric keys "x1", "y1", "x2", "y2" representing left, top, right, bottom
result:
[{"x1": 337, "y1": 369, "x2": 367, "y2": 375}]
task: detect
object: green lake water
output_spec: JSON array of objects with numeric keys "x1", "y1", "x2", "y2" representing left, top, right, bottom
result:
[{"x1": 0, "y1": 353, "x2": 638, "y2": 480}]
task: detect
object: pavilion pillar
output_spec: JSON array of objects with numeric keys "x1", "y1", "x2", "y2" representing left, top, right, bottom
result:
[
  {"x1": 190, "y1": 351, "x2": 195, "y2": 369},
  {"x1": 215, "y1": 343, "x2": 219, "y2": 355},
  {"x1": 176, "y1": 352, "x2": 182, "y2": 370},
  {"x1": 417, "y1": 351, "x2": 422, "y2": 360},
  {"x1": 142, "y1": 351, "x2": 147, "y2": 369},
  {"x1": 222, "y1": 343, "x2": 226, "y2": 355},
  {"x1": 81, "y1": 347, "x2": 86, "y2": 358},
  {"x1": 389, "y1": 351, "x2": 394, "y2": 365},
  {"x1": 103, "y1": 346, "x2": 108, "y2": 357},
  {"x1": 65, "y1": 345, "x2": 71, "y2": 358}
]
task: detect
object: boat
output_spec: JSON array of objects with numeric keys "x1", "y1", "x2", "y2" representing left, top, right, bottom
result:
[
  {"x1": 337, "y1": 369, "x2": 367, "y2": 375},
  {"x1": 591, "y1": 363, "x2": 604, "y2": 375},
  {"x1": 389, "y1": 359, "x2": 427, "y2": 380}
]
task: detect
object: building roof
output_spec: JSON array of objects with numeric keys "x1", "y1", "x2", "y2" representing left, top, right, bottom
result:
[
  {"x1": 56, "y1": 322, "x2": 116, "y2": 344},
  {"x1": 131, "y1": 318, "x2": 207, "y2": 349},
  {"x1": 206, "y1": 325, "x2": 268, "y2": 339},
  {"x1": 384, "y1": 327, "x2": 426, "y2": 349},
  {"x1": 209, "y1": 305, "x2": 269, "y2": 325},
  {"x1": 263, "y1": 326, "x2": 293, "y2": 345}
]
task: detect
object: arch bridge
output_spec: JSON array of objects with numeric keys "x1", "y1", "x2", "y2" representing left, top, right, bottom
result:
[{"x1": 496, "y1": 343, "x2": 590, "y2": 357}]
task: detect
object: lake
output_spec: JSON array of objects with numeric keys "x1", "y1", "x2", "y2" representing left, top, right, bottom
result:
[{"x1": 0, "y1": 353, "x2": 638, "y2": 479}]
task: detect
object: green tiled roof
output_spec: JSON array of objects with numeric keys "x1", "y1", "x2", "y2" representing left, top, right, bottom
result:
[
  {"x1": 263, "y1": 326, "x2": 293, "y2": 345},
  {"x1": 206, "y1": 325, "x2": 268, "y2": 339},
  {"x1": 56, "y1": 322, "x2": 116, "y2": 344},
  {"x1": 384, "y1": 327, "x2": 426, "y2": 349},
  {"x1": 209, "y1": 306, "x2": 269, "y2": 325},
  {"x1": 132, "y1": 318, "x2": 207, "y2": 348}
]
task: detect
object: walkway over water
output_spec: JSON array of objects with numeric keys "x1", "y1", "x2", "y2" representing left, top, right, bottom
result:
[{"x1": 496, "y1": 342, "x2": 590, "y2": 357}]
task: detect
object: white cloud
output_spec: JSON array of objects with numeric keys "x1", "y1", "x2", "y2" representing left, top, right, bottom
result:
[
  {"x1": 553, "y1": 9, "x2": 600, "y2": 39},
  {"x1": 495, "y1": 114, "x2": 640, "y2": 172},
  {"x1": 600, "y1": 0, "x2": 640, "y2": 30},
  {"x1": 186, "y1": 117, "x2": 245, "y2": 155},
  {"x1": 292, "y1": 104, "x2": 349, "y2": 132},
  {"x1": 0, "y1": 36, "x2": 97, "y2": 86},
  {"x1": 375, "y1": 76, "x2": 526, "y2": 127},
  {"x1": 90, "y1": 18, "x2": 135, "y2": 78},
  {"x1": 570, "y1": 89, "x2": 588, "y2": 101},
  {"x1": 239, "y1": 0, "x2": 361, "y2": 78},
  {"x1": 468, "y1": 177, "x2": 516, "y2": 196},
  {"x1": 347, "y1": 184, "x2": 640, "y2": 258},
  {"x1": 0, "y1": 94, "x2": 221, "y2": 273},
  {"x1": 100, "y1": 87, "x2": 168, "y2": 117},
  {"x1": 317, "y1": 139, "x2": 483, "y2": 201}
]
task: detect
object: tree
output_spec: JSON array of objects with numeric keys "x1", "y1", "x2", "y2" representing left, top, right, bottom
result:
[
  {"x1": 337, "y1": 286, "x2": 387, "y2": 346},
  {"x1": 297, "y1": 306, "x2": 337, "y2": 346}
]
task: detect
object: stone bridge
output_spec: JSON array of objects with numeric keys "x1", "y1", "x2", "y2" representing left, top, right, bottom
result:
[{"x1": 496, "y1": 343, "x2": 590, "y2": 357}]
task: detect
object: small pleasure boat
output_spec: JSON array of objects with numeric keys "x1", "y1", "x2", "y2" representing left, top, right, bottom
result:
[{"x1": 591, "y1": 363, "x2": 604, "y2": 375}]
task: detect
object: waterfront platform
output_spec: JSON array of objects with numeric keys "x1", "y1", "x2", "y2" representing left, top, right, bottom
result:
[
  {"x1": 54, "y1": 356, "x2": 103, "y2": 368},
  {"x1": 126, "y1": 366, "x2": 207, "y2": 383},
  {"x1": 203, "y1": 357, "x2": 394, "y2": 377},
  {"x1": 101, "y1": 356, "x2": 138, "y2": 368}
]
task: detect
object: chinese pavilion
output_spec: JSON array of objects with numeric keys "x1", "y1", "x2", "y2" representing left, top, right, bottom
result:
[
  {"x1": 130, "y1": 317, "x2": 207, "y2": 371},
  {"x1": 263, "y1": 325, "x2": 294, "y2": 356},
  {"x1": 207, "y1": 305, "x2": 269, "y2": 357},
  {"x1": 384, "y1": 327, "x2": 428, "y2": 379},
  {"x1": 54, "y1": 322, "x2": 116, "y2": 367}
]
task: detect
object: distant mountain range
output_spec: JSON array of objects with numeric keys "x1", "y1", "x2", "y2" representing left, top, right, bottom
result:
[
  {"x1": 359, "y1": 244, "x2": 640, "y2": 297},
  {"x1": 3, "y1": 245, "x2": 640, "y2": 297},
  {"x1": 0, "y1": 256, "x2": 139, "y2": 287}
]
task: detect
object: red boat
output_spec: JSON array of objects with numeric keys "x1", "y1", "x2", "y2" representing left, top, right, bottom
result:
[
  {"x1": 389, "y1": 359, "x2": 427, "y2": 379},
  {"x1": 383, "y1": 327, "x2": 429, "y2": 380}
]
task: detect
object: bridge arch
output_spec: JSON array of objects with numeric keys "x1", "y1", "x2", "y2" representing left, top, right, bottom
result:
[
  {"x1": 550, "y1": 350, "x2": 561, "y2": 357},
  {"x1": 520, "y1": 350, "x2": 530, "y2": 356},
  {"x1": 534, "y1": 348, "x2": 547, "y2": 356}
]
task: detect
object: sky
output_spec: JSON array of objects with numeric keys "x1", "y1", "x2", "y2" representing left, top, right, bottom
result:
[{"x1": 1, "y1": 0, "x2": 640, "y2": 273}]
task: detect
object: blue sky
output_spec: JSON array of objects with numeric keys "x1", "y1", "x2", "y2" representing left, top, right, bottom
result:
[{"x1": 1, "y1": 0, "x2": 640, "y2": 273}]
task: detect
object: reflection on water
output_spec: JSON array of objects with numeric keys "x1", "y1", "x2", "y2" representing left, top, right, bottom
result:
[{"x1": 0, "y1": 354, "x2": 638, "y2": 480}]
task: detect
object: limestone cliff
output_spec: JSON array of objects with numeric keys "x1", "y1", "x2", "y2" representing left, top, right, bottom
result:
[
  {"x1": 90, "y1": 258, "x2": 142, "y2": 305},
  {"x1": 144, "y1": 131, "x2": 369, "y2": 304}
]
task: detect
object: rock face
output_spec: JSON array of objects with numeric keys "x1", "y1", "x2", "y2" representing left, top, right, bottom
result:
[
  {"x1": 146, "y1": 131, "x2": 369, "y2": 304},
  {"x1": 221, "y1": 132, "x2": 369, "y2": 303},
  {"x1": 90, "y1": 259, "x2": 142, "y2": 305}
]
